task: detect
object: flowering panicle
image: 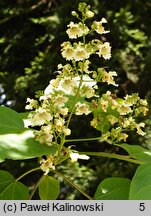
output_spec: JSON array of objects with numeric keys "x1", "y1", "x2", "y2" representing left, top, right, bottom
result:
[
  {"x1": 25, "y1": 2, "x2": 148, "y2": 174},
  {"x1": 90, "y1": 92, "x2": 148, "y2": 143}
]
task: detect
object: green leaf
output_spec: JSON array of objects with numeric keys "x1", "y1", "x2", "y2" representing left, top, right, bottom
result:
[
  {"x1": 38, "y1": 175, "x2": 60, "y2": 200},
  {"x1": 117, "y1": 144, "x2": 151, "y2": 163},
  {"x1": 0, "y1": 106, "x2": 25, "y2": 134},
  {"x1": 19, "y1": 112, "x2": 30, "y2": 120},
  {"x1": 0, "y1": 170, "x2": 29, "y2": 200},
  {"x1": 0, "y1": 130, "x2": 57, "y2": 162},
  {"x1": 94, "y1": 178, "x2": 131, "y2": 200},
  {"x1": 129, "y1": 164, "x2": 151, "y2": 200},
  {"x1": 0, "y1": 170, "x2": 14, "y2": 193}
]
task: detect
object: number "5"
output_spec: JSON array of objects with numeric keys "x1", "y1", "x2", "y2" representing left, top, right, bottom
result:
[{"x1": 139, "y1": 203, "x2": 145, "y2": 211}]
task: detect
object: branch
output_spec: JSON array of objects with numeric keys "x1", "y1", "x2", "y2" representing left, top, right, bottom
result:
[
  {"x1": 30, "y1": 0, "x2": 48, "y2": 10},
  {"x1": 0, "y1": 0, "x2": 54, "y2": 25},
  {"x1": 79, "y1": 151, "x2": 144, "y2": 165}
]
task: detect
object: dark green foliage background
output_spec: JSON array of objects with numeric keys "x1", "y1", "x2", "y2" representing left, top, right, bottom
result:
[{"x1": 0, "y1": 0, "x2": 151, "y2": 199}]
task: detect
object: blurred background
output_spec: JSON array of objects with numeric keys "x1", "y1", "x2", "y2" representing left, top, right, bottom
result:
[{"x1": 0, "y1": 0, "x2": 151, "y2": 199}]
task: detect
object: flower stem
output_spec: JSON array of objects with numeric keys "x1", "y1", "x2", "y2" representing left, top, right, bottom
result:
[
  {"x1": 29, "y1": 175, "x2": 44, "y2": 200},
  {"x1": 16, "y1": 167, "x2": 41, "y2": 182},
  {"x1": 66, "y1": 74, "x2": 84, "y2": 128},
  {"x1": 79, "y1": 151, "x2": 144, "y2": 165},
  {"x1": 53, "y1": 169, "x2": 93, "y2": 200},
  {"x1": 58, "y1": 73, "x2": 84, "y2": 155},
  {"x1": 65, "y1": 136, "x2": 101, "y2": 143}
]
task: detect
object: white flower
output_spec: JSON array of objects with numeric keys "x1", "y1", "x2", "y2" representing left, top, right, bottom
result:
[
  {"x1": 111, "y1": 127, "x2": 128, "y2": 142},
  {"x1": 59, "y1": 107, "x2": 69, "y2": 116},
  {"x1": 54, "y1": 94, "x2": 68, "y2": 108},
  {"x1": 122, "y1": 117, "x2": 135, "y2": 128},
  {"x1": 102, "y1": 71, "x2": 118, "y2": 86},
  {"x1": 40, "y1": 156, "x2": 55, "y2": 175},
  {"x1": 66, "y1": 22, "x2": 83, "y2": 39},
  {"x1": 34, "y1": 124, "x2": 54, "y2": 145},
  {"x1": 63, "y1": 128, "x2": 71, "y2": 136},
  {"x1": 97, "y1": 42, "x2": 111, "y2": 59},
  {"x1": 74, "y1": 46, "x2": 90, "y2": 61},
  {"x1": 82, "y1": 85, "x2": 95, "y2": 98},
  {"x1": 45, "y1": 77, "x2": 75, "y2": 96},
  {"x1": 44, "y1": 78, "x2": 60, "y2": 95},
  {"x1": 25, "y1": 98, "x2": 38, "y2": 110},
  {"x1": 28, "y1": 108, "x2": 52, "y2": 126},
  {"x1": 35, "y1": 130, "x2": 53, "y2": 146},
  {"x1": 74, "y1": 74, "x2": 96, "y2": 88},
  {"x1": 61, "y1": 42, "x2": 75, "y2": 60},
  {"x1": 55, "y1": 118, "x2": 65, "y2": 132},
  {"x1": 70, "y1": 152, "x2": 90, "y2": 162},
  {"x1": 75, "y1": 102, "x2": 91, "y2": 115},
  {"x1": 100, "y1": 98, "x2": 109, "y2": 112},
  {"x1": 118, "y1": 102, "x2": 132, "y2": 115},
  {"x1": 136, "y1": 122, "x2": 146, "y2": 136},
  {"x1": 43, "y1": 75, "x2": 96, "y2": 99},
  {"x1": 85, "y1": 10, "x2": 94, "y2": 18},
  {"x1": 91, "y1": 18, "x2": 109, "y2": 34},
  {"x1": 139, "y1": 99, "x2": 148, "y2": 106},
  {"x1": 59, "y1": 77, "x2": 76, "y2": 95},
  {"x1": 107, "y1": 115, "x2": 118, "y2": 125},
  {"x1": 66, "y1": 22, "x2": 89, "y2": 39},
  {"x1": 42, "y1": 124, "x2": 53, "y2": 133}
]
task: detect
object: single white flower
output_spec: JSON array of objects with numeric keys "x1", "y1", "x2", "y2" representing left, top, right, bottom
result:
[
  {"x1": 59, "y1": 107, "x2": 69, "y2": 116},
  {"x1": 75, "y1": 102, "x2": 91, "y2": 115},
  {"x1": 136, "y1": 122, "x2": 146, "y2": 136},
  {"x1": 63, "y1": 128, "x2": 71, "y2": 136},
  {"x1": 82, "y1": 85, "x2": 95, "y2": 98},
  {"x1": 25, "y1": 98, "x2": 38, "y2": 110},
  {"x1": 102, "y1": 71, "x2": 118, "y2": 86},
  {"x1": 54, "y1": 94, "x2": 68, "y2": 108},
  {"x1": 61, "y1": 42, "x2": 75, "y2": 60},
  {"x1": 55, "y1": 118, "x2": 65, "y2": 132},
  {"x1": 97, "y1": 42, "x2": 111, "y2": 59},
  {"x1": 118, "y1": 103, "x2": 132, "y2": 115},
  {"x1": 66, "y1": 22, "x2": 89, "y2": 39},
  {"x1": 74, "y1": 46, "x2": 90, "y2": 61},
  {"x1": 28, "y1": 108, "x2": 52, "y2": 126},
  {"x1": 59, "y1": 77, "x2": 76, "y2": 95},
  {"x1": 70, "y1": 152, "x2": 90, "y2": 162},
  {"x1": 85, "y1": 10, "x2": 94, "y2": 18},
  {"x1": 139, "y1": 99, "x2": 148, "y2": 106},
  {"x1": 100, "y1": 98, "x2": 109, "y2": 112},
  {"x1": 66, "y1": 22, "x2": 83, "y2": 39},
  {"x1": 40, "y1": 156, "x2": 55, "y2": 175},
  {"x1": 91, "y1": 18, "x2": 109, "y2": 34},
  {"x1": 107, "y1": 115, "x2": 118, "y2": 125}
]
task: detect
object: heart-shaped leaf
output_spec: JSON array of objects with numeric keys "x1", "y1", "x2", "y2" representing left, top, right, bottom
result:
[
  {"x1": 0, "y1": 106, "x2": 25, "y2": 134},
  {"x1": 0, "y1": 170, "x2": 29, "y2": 200},
  {"x1": 0, "y1": 130, "x2": 57, "y2": 162},
  {"x1": 94, "y1": 177, "x2": 131, "y2": 200},
  {"x1": 38, "y1": 175, "x2": 60, "y2": 200},
  {"x1": 129, "y1": 163, "x2": 151, "y2": 199}
]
